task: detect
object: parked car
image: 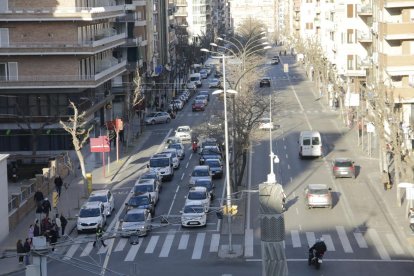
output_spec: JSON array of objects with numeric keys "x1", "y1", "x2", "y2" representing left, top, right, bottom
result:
[
  {"x1": 120, "y1": 208, "x2": 152, "y2": 237},
  {"x1": 192, "y1": 178, "x2": 215, "y2": 199},
  {"x1": 332, "y1": 158, "x2": 355, "y2": 178},
  {"x1": 181, "y1": 204, "x2": 207, "y2": 228},
  {"x1": 169, "y1": 99, "x2": 184, "y2": 110},
  {"x1": 133, "y1": 179, "x2": 160, "y2": 205},
  {"x1": 258, "y1": 117, "x2": 274, "y2": 130},
  {"x1": 77, "y1": 201, "x2": 106, "y2": 234},
  {"x1": 175, "y1": 126, "x2": 192, "y2": 140},
  {"x1": 208, "y1": 78, "x2": 221, "y2": 88},
  {"x1": 185, "y1": 186, "x2": 211, "y2": 212},
  {"x1": 204, "y1": 158, "x2": 223, "y2": 179},
  {"x1": 125, "y1": 194, "x2": 155, "y2": 216},
  {"x1": 304, "y1": 184, "x2": 332, "y2": 209},
  {"x1": 192, "y1": 100, "x2": 206, "y2": 112},
  {"x1": 186, "y1": 80, "x2": 196, "y2": 89},
  {"x1": 207, "y1": 116, "x2": 223, "y2": 130},
  {"x1": 260, "y1": 77, "x2": 271, "y2": 87},
  {"x1": 87, "y1": 189, "x2": 115, "y2": 216},
  {"x1": 189, "y1": 165, "x2": 212, "y2": 185},
  {"x1": 145, "y1": 112, "x2": 171, "y2": 125}
]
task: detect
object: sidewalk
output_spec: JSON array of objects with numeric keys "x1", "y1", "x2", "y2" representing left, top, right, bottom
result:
[{"x1": 0, "y1": 131, "x2": 151, "y2": 276}]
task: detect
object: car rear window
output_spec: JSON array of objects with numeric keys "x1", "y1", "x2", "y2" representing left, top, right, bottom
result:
[
  {"x1": 303, "y1": 138, "x2": 311, "y2": 145},
  {"x1": 335, "y1": 161, "x2": 353, "y2": 167},
  {"x1": 309, "y1": 188, "x2": 328, "y2": 195},
  {"x1": 312, "y1": 137, "x2": 320, "y2": 145}
]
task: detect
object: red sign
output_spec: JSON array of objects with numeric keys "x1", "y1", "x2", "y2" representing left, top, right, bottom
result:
[
  {"x1": 106, "y1": 118, "x2": 123, "y2": 131},
  {"x1": 90, "y1": 136, "x2": 110, "y2": 153}
]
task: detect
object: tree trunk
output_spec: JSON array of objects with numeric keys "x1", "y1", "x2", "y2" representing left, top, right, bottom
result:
[
  {"x1": 75, "y1": 148, "x2": 88, "y2": 197},
  {"x1": 235, "y1": 150, "x2": 247, "y2": 189}
]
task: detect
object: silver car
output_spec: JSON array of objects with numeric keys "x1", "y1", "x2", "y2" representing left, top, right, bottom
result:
[
  {"x1": 304, "y1": 184, "x2": 332, "y2": 209},
  {"x1": 189, "y1": 165, "x2": 212, "y2": 185},
  {"x1": 120, "y1": 208, "x2": 152, "y2": 237},
  {"x1": 332, "y1": 158, "x2": 355, "y2": 178},
  {"x1": 145, "y1": 112, "x2": 171, "y2": 125}
]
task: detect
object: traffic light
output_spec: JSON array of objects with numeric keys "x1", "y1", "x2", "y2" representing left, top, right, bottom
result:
[
  {"x1": 222, "y1": 205, "x2": 238, "y2": 216},
  {"x1": 52, "y1": 191, "x2": 59, "y2": 208}
]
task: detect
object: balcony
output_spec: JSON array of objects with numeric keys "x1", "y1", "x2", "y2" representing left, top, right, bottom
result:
[
  {"x1": 380, "y1": 53, "x2": 414, "y2": 76},
  {"x1": 0, "y1": 5, "x2": 126, "y2": 21},
  {"x1": 0, "y1": 31, "x2": 126, "y2": 55},
  {"x1": 358, "y1": 57, "x2": 372, "y2": 68},
  {"x1": 175, "y1": 0, "x2": 187, "y2": 7},
  {"x1": 380, "y1": 22, "x2": 414, "y2": 40},
  {"x1": 357, "y1": 4, "x2": 373, "y2": 17},
  {"x1": 392, "y1": 87, "x2": 414, "y2": 103},
  {"x1": 116, "y1": 13, "x2": 137, "y2": 22},
  {"x1": 357, "y1": 31, "x2": 372, "y2": 43},
  {"x1": 175, "y1": 11, "x2": 188, "y2": 17},
  {"x1": 135, "y1": 17, "x2": 147, "y2": 26},
  {"x1": 344, "y1": 68, "x2": 367, "y2": 77},
  {"x1": 384, "y1": 0, "x2": 414, "y2": 8},
  {"x1": 0, "y1": 59, "x2": 127, "y2": 89},
  {"x1": 133, "y1": 0, "x2": 147, "y2": 7}
]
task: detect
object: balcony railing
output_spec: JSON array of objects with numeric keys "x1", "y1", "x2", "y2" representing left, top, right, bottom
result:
[
  {"x1": 358, "y1": 4, "x2": 373, "y2": 16},
  {"x1": 357, "y1": 31, "x2": 373, "y2": 42},
  {"x1": 384, "y1": 0, "x2": 414, "y2": 8},
  {"x1": 380, "y1": 22, "x2": 414, "y2": 40}
]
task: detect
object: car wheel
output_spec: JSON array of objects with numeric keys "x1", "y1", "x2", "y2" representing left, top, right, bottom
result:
[
  {"x1": 166, "y1": 118, "x2": 171, "y2": 123},
  {"x1": 77, "y1": 229, "x2": 82, "y2": 235},
  {"x1": 151, "y1": 120, "x2": 156, "y2": 125}
]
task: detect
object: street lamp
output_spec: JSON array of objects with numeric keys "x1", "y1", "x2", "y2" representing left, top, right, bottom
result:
[{"x1": 201, "y1": 47, "x2": 238, "y2": 254}]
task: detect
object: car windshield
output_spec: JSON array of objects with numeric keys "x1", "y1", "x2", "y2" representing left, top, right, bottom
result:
[
  {"x1": 188, "y1": 191, "x2": 207, "y2": 200},
  {"x1": 192, "y1": 169, "x2": 209, "y2": 177},
  {"x1": 202, "y1": 148, "x2": 220, "y2": 155},
  {"x1": 124, "y1": 213, "x2": 145, "y2": 222},
  {"x1": 79, "y1": 208, "x2": 100, "y2": 218},
  {"x1": 141, "y1": 173, "x2": 157, "y2": 180},
  {"x1": 134, "y1": 184, "x2": 154, "y2": 193},
  {"x1": 309, "y1": 188, "x2": 328, "y2": 195},
  {"x1": 209, "y1": 79, "x2": 218, "y2": 83},
  {"x1": 205, "y1": 160, "x2": 220, "y2": 167},
  {"x1": 195, "y1": 180, "x2": 212, "y2": 190},
  {"x1": 190, "y1": 76, "x2": 199, "y2": 81},
  {"x1": 335, "y1": 160, "x2": 353, "y2": 167},
  {"x1": 312, "y1": 137, "x2": 320, "y2": 145},
  {"x1": 194, "y1": 100, "x2": 204, "y2": 104},
  {"x1": 149, "y1": 158, "x2": 170, "y2": 167},
  {"x1": 168, "y1": 144, "x2": 181, "y2": 150},
  {"x1": 88, "y1": 195, "x2": 107, "y2": 203},
  {"x1": 146, "y1": 113, "x2": 156, "y2": 118},
  {"x1": 177, "y1": 127, "x2": 189, "y2": 132},
  {"x1": 163, "y1": 151, "x2": 177, "y2": 158},
  {"x1": 129, "y1": 196, "x2": 150, "y2": 206},
  {"x1": 183, "y1": 205, "x2": 204, "y2": 214}
]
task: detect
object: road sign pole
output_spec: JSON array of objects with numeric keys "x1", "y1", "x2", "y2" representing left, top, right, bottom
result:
[{"x1": 102, "y1": 151, "x2": 105, "y2": 178}]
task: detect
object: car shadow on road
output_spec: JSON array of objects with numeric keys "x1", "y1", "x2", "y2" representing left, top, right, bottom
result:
[{"x1": 284, "y1": 196, "x2": 299, "y2": 211}]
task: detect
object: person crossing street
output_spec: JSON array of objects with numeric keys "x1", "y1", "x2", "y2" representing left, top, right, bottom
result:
[
  {"x1": 54, "y1": 175, "x2": 63, "y2": 197},
  {"x1": 93, "y1": 225, "x2": 106, "y2": 247}
]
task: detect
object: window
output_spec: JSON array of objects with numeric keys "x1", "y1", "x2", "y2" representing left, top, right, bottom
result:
[
  {"x1": 347, "y1": 4, "x2": 354, "y2": 18},
  {"x1": 347, "y1": 55, "x2": 354, "y2": 70},
  {"x1": 347, "y1": 29, "x2": 354, "y2": 43},
  {"x1": 0, "y1": 28, "x2": 9, "y2": 47},
  {"x1": 306, "y1": 23, "x2": 313, "y2": 29},
  {"x1": 0, "y1": 62, "x2": 17, "y2": 81}
]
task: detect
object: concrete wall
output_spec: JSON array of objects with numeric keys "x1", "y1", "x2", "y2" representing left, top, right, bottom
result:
[{"x1": 0, "y1": 154, "x2": 10, "y2": 242}]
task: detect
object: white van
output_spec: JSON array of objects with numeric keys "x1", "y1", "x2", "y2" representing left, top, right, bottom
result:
[
  {"x1": 147, "y1": 153, "x2": 174, "y2": 181},
  {"x1": 299, "y1": 131, "x2": 322, "y2": 158},
  {"x1": 189, "y1": 73, "x2": 202, "y2": 88}
]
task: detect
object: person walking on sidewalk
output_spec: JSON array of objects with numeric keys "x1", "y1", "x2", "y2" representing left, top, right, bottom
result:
[
  {"x1": 23, "y1": 238, "x2": 31, "y2": 265},
  {"x1": 16, "y1": 239, "x2": 24, "y2": 264},
  {"x1": 28, "y1": 224, "x2": 34, "y2": 239},
  {"x1": 54, "y1": 175, "x2": 63, "y2": 197},
  {"x1": 42, "y1": 198, "x2": 51, "y2": 217},
  {"x1": 34, "y1": 190, "x2": 44, "y2": 212},
  {"x1": 60, "y1": 214, "x2": 68, "y2": 236},
  {"x1": 93, "y1": 225, "x2": 106, "y2": 247},
  {"x1": 33, "y1": 220, "x2": 40, "y2": 237},
  {"x1": 55, "y1": 214, "x2": 61, "y2": 238}
]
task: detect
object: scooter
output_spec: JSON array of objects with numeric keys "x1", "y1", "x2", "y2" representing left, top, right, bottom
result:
[
  {"x1": 308, "y1": 249, "x2": 323, "y2": 270},
  {"x1": 192, "y1": 141, "x2": 198, "y2": 153}
]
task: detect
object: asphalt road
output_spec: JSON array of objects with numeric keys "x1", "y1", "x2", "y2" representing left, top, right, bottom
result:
[{"x1": 10, "y1": 50, "x2": 414, "y2": 276}]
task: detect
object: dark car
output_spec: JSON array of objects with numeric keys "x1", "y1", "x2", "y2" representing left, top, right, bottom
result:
[
  {"x1": 271, "y1": 57, "x2": 280, "y2": 65},
  {"x1": 260, "y1": 77, "x2": 271, "y2": 87},
  {"x1": 125, "y1": 195, "x2": 155, "y2": 215},
  {"x1": 199, "y1": 146, "x2": 222, "y2": 165},
  {"x1": 332, "y1": 158, "x2": 355, "y2": 179},
  {"x1": 214, "y1": 71, "x2": 222, "y2": 78},
  {"x1": 204, "y1": 158, "x2": 223, "y2": 179},
  {"x1": 192, "y1": 100, "x2": 206, "y2": 112},
  {"x1": 192, "y1": 178, "x2": 215, "y2": 199}
]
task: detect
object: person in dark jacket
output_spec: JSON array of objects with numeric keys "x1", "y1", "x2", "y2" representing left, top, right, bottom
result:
[
  {"x1": 33, "y1": 221, "x2": 40, "y2": 237},
  {"x1": 54, "y1": 176, "x2": 63, "y2": 197},
  {"x1": 42, "y1": 198, "x2": 51, "y2": 217},
  {"x1": 16, "y1": 239, "x2": 24, "y2": 264},
  {"x1": 60, "y1": 214, "x2": 68, "y2": 236},
  {"x1": 23, "y1": 238, "x2": 31, "y2": 265},
  {"x1": 34, "y1": 190, "x2": 44, "y2": 213},
  {"x1": 93, "y1": 226, "x2": 106, "y2": 247},
  {"x1": 309, "y1": 238, "x2": 327, "y2": 258}
]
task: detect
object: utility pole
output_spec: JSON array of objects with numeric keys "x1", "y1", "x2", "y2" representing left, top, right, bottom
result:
[
  {"x1": 26, "y1": 236, "x2": 49, "y2": 276},
  {"x1": 259, "y1": 102, "x2": 288, "y2": 276}
]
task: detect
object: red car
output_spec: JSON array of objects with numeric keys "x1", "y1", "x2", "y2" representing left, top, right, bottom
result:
[{"x1": 192, "y1": 100, "x2": 206, "y2": 112}]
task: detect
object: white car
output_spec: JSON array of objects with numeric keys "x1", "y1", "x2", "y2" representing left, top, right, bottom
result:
[
  {"x1": 185, "y1": 186, "x2": 211, "y2": 212},
  {"x1": 87, "y1": 189, "x2": 115, "y2": 216},
  {"x1": 77, "y1": 201, "x2": 106, "y2": 233},
  {"x1": 186, "y1": 81, "x2": 196, "y2": 89},
  {"x1": 169, "y1": 99, "x2": 184, "y2": 110},
  {"x1": 167, "y1": 142, "x2": 185, "y2": 159},
  {"x1": 175, "y1": 126, "x2": 192, "y2": 140},
  {"x1": 161, "y1": 149, "x2": 180, "y2": 169},
  {"x1": 208, "y1": 78, "x2": 221, "y2": 88},
  {"x1": 145, "y1": 112, "x2": 171, "y2": 125},
  {"x1": 189, "y1": 165, "x2": 212, "y2": 185},
  {"x1": 120, "y1": 208, "x2": 152, "y2": 237},
  {"x1": 133, "y1": 179, "x2": 160, "y2": 205},
  {"x1": 181, "y1": 204, "x2": 207, "y2": 227},
  {"x1": 259, "y1": 117, "x2": 274, "y2": 130}
]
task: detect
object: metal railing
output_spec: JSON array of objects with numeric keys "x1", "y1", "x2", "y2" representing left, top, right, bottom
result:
[{"x1": 8, "y1": 180, "x2": 36, "y2": 213}]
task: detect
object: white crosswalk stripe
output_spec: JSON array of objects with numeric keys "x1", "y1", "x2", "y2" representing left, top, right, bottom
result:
[
  {"x1": 80, "y1": 242, "x2": 94, "y2": 257},
  {"x1": 385, "y1": 233, "x2": 404, "y2": 255},
  {"x1": 145, "y1": 235, "x2": 159, "y2": 254},
  {"x1": 124, "y1": 239, "x2": 142, "y2": 261},
  {"x1": 159, "y1": 234, "x2": 175, "y2": 257},
  {"x1": 321, "y1": 234, "x2": 335, "y2": 251},
  {"x1": 98, "y1": 239, "x2": 113, "y2": 254},
  {"x1": 178, "y1": 233, "x2": 189, "y2": 250},
  {"x1": 353, "y1": 232, "x2": 368, "y2": 248},
  {"x1": 336, "y1": 226, "x2": 353, "y2": 253},
  {"x1": 114, "y1": 238, "x2": 128, "y2": 252},
  {"x1": 192, "y1": 233, "x2": 206, "y2": 260},
  {"x1": 367, "y1": 228, "x2": 390, "y2": 260},
  {"x1": 64, "y1": 243, "x2": 80, "y2": 261},
  {"x1": 210, "y1": 233, "x2": 220, "y2": 253},
  {"x1": 291, "y1": 230, "x2": 301, "y2": 248},
  {"x1": 305, "y1": 232, "x2": 316, "y2": 248}
]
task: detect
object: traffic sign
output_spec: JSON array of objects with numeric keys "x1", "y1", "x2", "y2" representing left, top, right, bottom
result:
[
  {"x1": 283, "y1": 64, "x2": 289, "y2": 73},
  {"x1": 90, "y1": 136, "x2": 110, "y2": 153}
]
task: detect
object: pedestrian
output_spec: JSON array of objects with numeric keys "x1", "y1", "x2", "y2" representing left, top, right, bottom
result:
[
  {"x1": 42, "y1": 198, "x2": 51, "y2": 217},
  {"x1": 284, "y1": 50, "x2": 286, "y2": 56},
  {"x1": 49, "y1": 227, "x2": 58, "y2": 251},
  {"x1": 28, "y1": 225, "x2": 34, "y2": 239},
  {"x1": 23, "y1": 238, "x2": 31, "y2": 265},
  {"x1": 34, "y1": 189, "x2": 44, "y2": 213},
  {"x1": 60, "y1": 214, "x2": 68, "y2": 236},
  {"x1": 93, "y1": 225, "x2": 106, "y2": 247},
  {"x1": 33, "y1": 220, "x2": 40, "y2": 237},
  {"x1": 55, "y1": 214, "x2": 61, "y2": 238},
  {"x1": 16, "y1": 239, "x2": 24, "y2": 264},
  {"x1": 54, "y1": 175, "x2": 63, "y2": 197}
]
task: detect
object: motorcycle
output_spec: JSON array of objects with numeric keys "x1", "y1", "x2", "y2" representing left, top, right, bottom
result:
[
  {"x1": 192, "y1": 140, "x2": 198, "y2": 153},
  {"x1": 308, "y1": 249, "x2": 324, "y2": 270}
]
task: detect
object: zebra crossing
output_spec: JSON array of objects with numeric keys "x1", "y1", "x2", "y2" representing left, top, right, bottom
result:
[{"x1": 63, "y1": 226, "x2": 407, "y2": 262}]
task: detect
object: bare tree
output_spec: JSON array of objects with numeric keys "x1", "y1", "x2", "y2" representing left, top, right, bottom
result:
[
  {"x1": 125, "y1": 71, "x2": 145, "y2": 149},
  {"x1": 60, "y1": 101, "x2": 93, "y2": 196}
]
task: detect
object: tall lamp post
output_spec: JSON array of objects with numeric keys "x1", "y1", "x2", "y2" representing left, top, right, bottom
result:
[{"x1": 201, "y1": 48, "x2": 238, "y2": 255}]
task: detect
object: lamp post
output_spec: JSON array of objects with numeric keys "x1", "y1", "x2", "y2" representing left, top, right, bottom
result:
[{"x1": 201, "y1": 48, "x2": 237, "y2": 254}]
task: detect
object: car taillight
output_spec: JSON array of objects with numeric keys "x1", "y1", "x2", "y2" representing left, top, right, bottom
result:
[{"x1": 333, "y1": 166, "x2": 338, "y2": 171}]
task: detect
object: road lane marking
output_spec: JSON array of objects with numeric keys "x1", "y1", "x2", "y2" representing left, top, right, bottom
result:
[
  {"x1": 246, "y1": 258, "x2": 414, "y2": 263},
  {"x1": 80, "y1": 242, "x2": 93, "y2": 257},
  {"x1": 210, "y1": 233, "x2": 220, "y2": 252},
  {"x1": 159, "y1": 234, "x2": 175, "y2": 257},
  {"x1": 114, "y1": 238, "x2": 127, "y2": 252},
  {"x1": 291, "y1": 230, "x2": 301, "y2": 248},
  {"x1": 244, "y1": 228, "x2": 254, "y2": 257},
  {"x1": 192, "y1": 232, "x2": 206, "y2": 259},
  {"x1": 64, "y1": 243, "x2": 80, "y2": 261},
  {"x1": 287, "y1": 164, "x2": 290, "y2": 170},
  {"x1": 306, "y1": 232, "x2": 316, "y2": 248},
  {"x1": 353, "y1": 232, "x2": 368, "y2": 248},
  {"x1": 336, "y1": 226, "x2": 353, "y2": 253},
  {"x1": 98, "y1": 239, "x2": 113, "y2": 254},
  {"x1": 386, "y1": 233, "x2": 404, "y2": 255},
  {"x1": 322, "y1": 234, "x2": 335, "y2": 251},
  {"x1": 366, "y1": 228, "x2": 390, "y2": 260},
  {"x1": 167, "y1": 185, "x2": 181, "y2": 216},
  {"x1": 178, "y1": 234, "x2": 189, "y2": 250},
  {"x1": 181, "y1": 173, "x2": 185, "y2": 180},
  {"x1": 145, "y1": 235, "x2": 159, "y2": 253},
  {"x1": 124, "y1": 239, "x2": 142, "y2": 261}
]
